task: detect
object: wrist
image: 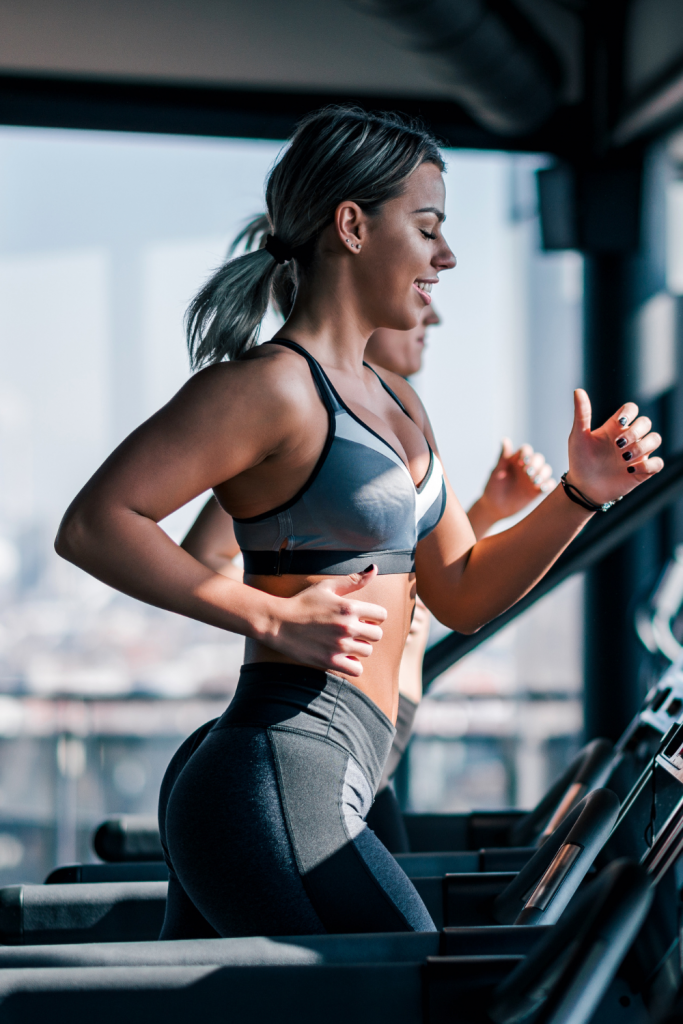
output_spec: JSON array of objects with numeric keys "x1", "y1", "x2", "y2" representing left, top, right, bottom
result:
[
  {"x1": 550, "y1": 479, "x2": 595, "y2": 524},
  {"x1": 562, "y1": 472, "x2": 620, "y2": 513},
  {"x1": 248, "y1": 591, "x2": 285, "y2": 646}
]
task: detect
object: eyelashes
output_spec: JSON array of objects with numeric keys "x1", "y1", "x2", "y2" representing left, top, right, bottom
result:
[{"x1": 420, "y1": 230, "x2": 437, "y2": 240}]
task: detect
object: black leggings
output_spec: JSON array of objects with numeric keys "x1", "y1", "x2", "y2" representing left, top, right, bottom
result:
[{"x1": 158, "y1": 664, "x2": 435, "y2": 939}]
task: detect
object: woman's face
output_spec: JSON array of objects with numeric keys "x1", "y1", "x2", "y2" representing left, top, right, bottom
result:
[
  {"x1": 365, "y1": 304, "x2": 440, "y2": 378},
  {"x1": 341, "y1": 161, "x2": 455, "y2": 334}
]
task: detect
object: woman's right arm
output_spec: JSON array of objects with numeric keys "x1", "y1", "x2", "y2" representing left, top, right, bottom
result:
[{"x1": 55, "y1": 358, "x2": 386, "y2": 676}]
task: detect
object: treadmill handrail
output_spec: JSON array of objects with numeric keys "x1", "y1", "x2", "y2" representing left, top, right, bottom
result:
[{"x1": 423, "y1": 448, "x2": 683, "y2": 688}]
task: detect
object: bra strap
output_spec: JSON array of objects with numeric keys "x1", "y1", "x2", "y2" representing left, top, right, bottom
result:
[
  {"x1": 263, "y1": 339, "x2": 337, "y2": 416},
  {"x1": 363, "y1": 362, "x2": 413, "y2": 421}
]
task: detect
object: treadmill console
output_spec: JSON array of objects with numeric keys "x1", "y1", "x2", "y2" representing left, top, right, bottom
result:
[{"x1": 617, "y1": 661, "x2": 683, "y2": 757}]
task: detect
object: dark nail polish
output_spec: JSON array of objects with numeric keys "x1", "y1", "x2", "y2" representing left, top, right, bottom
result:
[
  {"x1": 627, "y1": 466, "x2": 636, "y2": 474},
  {"x1": 616, "y1": 437, "x2": 627, "y2": 448},
  {"x1": 619, "y1": 416, "x2": 628, "y2": 426},
  {"x1": 364, "y1": 564, "x2": 376, "y2": 573},
  {"x1": 622, "y1": 451, "x2": 632, "y2": 461}
]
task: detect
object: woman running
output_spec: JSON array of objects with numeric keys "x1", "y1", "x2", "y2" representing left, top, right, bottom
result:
[
  {"x1": 56, "y1": 107, "x2": 663, "y2": 938},
  {"x1": 181, "y1": 301, "x2": 554, "y2": 853}
]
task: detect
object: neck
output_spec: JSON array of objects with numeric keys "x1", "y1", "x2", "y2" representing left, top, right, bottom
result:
[{"x1": 273, "y1": 261, "x2": 373, "y2": 374}]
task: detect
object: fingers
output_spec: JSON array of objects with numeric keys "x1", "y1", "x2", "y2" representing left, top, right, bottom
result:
[
  {"x1": 330, "y1": 564, "x2": 378, "y2": 597},
  {"x1": 329, "y1": 653, "x2": 364, "y2": 678},
  {"x1": 338, "y1": 637, "x2": 377, "y2": 658},
  {"x1": 612, "y1": 402, "x2": 639, "y2": 432},
  {"x1": 347, "y1": 615, "x2": 384, "y2": 641},
  {"x1": 524, "y1": 452, "x2": 546, "y2": 480},
  {"x1": 627, "y1": 455, "x2": 664, "y2": 479},
  {"x1": 572, "y1": 389, "x2": 592, "y2": 433},
  {"x1": 614, "y1": 415, "x2": 651, "y2": 448},
  {"x1": 499, "y1": 437, "x2": 514, "y2": 462},
  {"x1": 533, "y1": 463, "x2": 554, "y2": 488},
  {"x1": 620, "y1": 431, "x2": 662, "y2": 467},
  {"x1": 517, "y1": 443, "x2": 534, "y2": 466}
]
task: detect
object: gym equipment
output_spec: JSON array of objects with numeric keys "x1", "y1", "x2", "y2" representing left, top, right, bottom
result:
[
  {"x1": 406, "y1": 657, "x2": 683, "y2": 855},
  {"x1": 0, "y1": 859, "x2": 650, "y2": 1024},
  {"x1": 0, "y1": 883, "x2": 167, "y2": 945},
  {"x1": 93, "y1": 817, "x2": 162, "y2": 863},
  {"x1": 6, "y1": 789, "x2": 617, "y2": 943},
  {"x1": 47, "y1": 849, "x2": 535, "y2": 886},
  {"x1": 46, "y1": 863, "x2": 169, "y2": 884}
]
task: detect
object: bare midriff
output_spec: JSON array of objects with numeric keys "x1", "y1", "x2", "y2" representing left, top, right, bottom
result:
[{"x1": 244, "y1": 572, "x2": 416, "y2": 725}]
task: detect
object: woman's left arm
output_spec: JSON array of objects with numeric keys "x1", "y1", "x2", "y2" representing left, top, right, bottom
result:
[{"x1": 415, "y1": 389, "x2": 663, "y2": 634}]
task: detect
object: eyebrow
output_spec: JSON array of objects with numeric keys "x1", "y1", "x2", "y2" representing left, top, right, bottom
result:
[{"x1": 412, "y1": 206, "x2": 446, "y2": 222}]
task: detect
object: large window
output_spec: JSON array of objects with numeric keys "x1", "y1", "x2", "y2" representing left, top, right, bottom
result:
[{"x1": 0, "y1": 128, "x2": 583, "y2": 881}]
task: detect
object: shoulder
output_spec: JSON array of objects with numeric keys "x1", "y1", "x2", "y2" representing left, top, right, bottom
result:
[
  {"x1": 164, "y1": 344, "x2": 324, "y2": 450},
  {"x1": 176, "y1": 344, "x2": 319, "y2": 414}
]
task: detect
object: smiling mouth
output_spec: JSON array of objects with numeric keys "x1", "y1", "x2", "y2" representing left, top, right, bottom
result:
[{"x1": 413, "y1": 281, "x2": 434, "y2": 304}]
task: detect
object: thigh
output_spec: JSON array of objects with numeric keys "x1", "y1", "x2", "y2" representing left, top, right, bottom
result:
[
  {"x1": 159, "y1": 875, "x2": 220, "y2": 940},
  {"x1": 165, "y1": 725, "x2": 326, "y2": 937},
  {"x1": 158, "y1": 719, "x2": 219, "y2": 940},
  {"x1": 365, "y1": 785, "x2": 411, "y2": 855},
  {"x1": 158, "y1": 718, "x2": 218, "y2": 859},
  {"x1": 269, "y1": 729, "x2": 435, "y2": 933}
]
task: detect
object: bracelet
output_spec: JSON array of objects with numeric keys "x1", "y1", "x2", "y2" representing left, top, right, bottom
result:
[{"x1": 560, "y1": 472, "x2": 622, "y2": 513}]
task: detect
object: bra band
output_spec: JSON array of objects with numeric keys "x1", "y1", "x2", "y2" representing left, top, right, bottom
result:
[{"x1": 242, "y1": 549, "x2": 415, "y2": 577}]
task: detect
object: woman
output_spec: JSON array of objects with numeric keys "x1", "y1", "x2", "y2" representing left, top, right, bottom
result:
[
  {"x1": 56, "y1": 107, "x2": 662, "y2": 939},
  {"x1": 181, "y1": 303, "x2": 554, "y2": 853}
]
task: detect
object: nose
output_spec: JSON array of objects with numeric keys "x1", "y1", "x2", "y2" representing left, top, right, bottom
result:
[
  {"x1": 434, "y1": 235, "x2": 456, "y2": 272},
  {"x1": 423, "y1": 305, "x2": 440, "y2": 327}
]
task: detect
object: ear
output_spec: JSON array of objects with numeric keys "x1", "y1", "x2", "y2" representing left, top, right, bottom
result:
[{"x1": 334, "y1": 201, "x2": 365, "y2": 253}]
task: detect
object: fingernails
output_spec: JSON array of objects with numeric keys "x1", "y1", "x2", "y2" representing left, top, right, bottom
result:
[
  {"x1": 534, "y1": 475, "x2": 541, "y2": 485},
  {"x1": 363, "y1": 564, "x2": 376, "y2": 573},
  {"x1": 523, "y1": 456, "x2": 530, "y2": 465},
  {"x1": 622, "y1": 451, "x2": 632, "y2": 461},
  {"x1": 619, "y1": 416, "x2": 628, "y2": 426},
  {"x1": 526, "y1": 466, "x2": 535, "y2": 477},
  {"x1": 616, "y1": 438, "x2": 627, "y2": 448},
  {"x1": 627, "y1": 466, "x2": 636, "y2": 474}
]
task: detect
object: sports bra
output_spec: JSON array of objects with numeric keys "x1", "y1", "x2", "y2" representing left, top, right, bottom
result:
[{"x1": 233, "y1": 339, "x2": 447, "y2": 575}]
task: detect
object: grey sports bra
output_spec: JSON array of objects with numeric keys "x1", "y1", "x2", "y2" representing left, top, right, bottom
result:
[{"x1": 233, "y1": 339, "x2": 447, "y2": 575}]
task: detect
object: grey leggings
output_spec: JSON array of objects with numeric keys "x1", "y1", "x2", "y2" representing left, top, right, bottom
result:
[{"x1": 159, "y1": 664, "x2": 435, "y2": 938}]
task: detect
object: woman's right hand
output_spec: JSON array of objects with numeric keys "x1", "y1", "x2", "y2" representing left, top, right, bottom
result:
[
  {"x1": 566, "y1": 390, "x2": 664, "y2": 505},
  {"x1": 269, "y1": 565, "x2": 387, "y2": 676}
]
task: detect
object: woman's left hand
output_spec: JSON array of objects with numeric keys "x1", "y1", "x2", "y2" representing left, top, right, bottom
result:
[
  {"x1": 566, "y1": 389, "x2": 664, "y2": 505},
  {"x1": 481, "y1": 438, "x2": 555, "y2": 520}
]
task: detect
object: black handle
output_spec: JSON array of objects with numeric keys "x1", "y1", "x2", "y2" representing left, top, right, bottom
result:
[
  {"x1": 494, "y1": 788, "x2": 620, "y2": 926},
  {"x1": 489, "y1": 860, "x2": 652, "y2": 1024},
  {"x1": 509, "y1": 738, "x2": 614, "y2": 847},
  {"x1": 93, "y1": 816, "x2": 163, "y2": 863}
]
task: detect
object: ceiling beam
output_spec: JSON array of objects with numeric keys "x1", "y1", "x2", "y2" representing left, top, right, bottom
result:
[{"x1": 0, "y1": 72, "x2": 585, "y2": 156}]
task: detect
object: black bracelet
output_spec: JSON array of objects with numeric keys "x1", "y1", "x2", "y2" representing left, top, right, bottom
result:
[{"x1": 560, "y1": 472, "x2": 622, "y2": 513}]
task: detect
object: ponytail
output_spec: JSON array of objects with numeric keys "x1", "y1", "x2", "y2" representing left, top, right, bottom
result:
[
  {"x1": 186, "y1": 246, "x2": 277, "y2": 369},
  {"x1": 230, "y1": 213, "x2": 298, "y2": 321}
]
